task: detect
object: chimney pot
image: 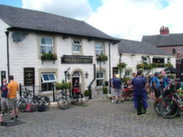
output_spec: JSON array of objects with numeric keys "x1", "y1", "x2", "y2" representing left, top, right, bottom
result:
[{"x1": 160, "y1": 26, "x2": 169, "y2": 35}]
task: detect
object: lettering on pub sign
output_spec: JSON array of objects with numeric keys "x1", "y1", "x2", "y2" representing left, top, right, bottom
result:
[
  {"x1": 61, "y1": 55, "x2": 93, "y2": 64},
  {"x1": 24, "y1": 68, "x2": 35, "y2": 86}
]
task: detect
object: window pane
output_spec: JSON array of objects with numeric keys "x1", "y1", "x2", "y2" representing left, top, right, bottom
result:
[
  {"x1": 41, "y1": 83, "x2": 48, "y2": 91},
  {"x1": 73, "y1": 45, "x2": 80, "y2": 52},
  {"x1": 42, "y1": 74, "x2": 49, "y2": 81},
  {"x1": 46, "y1": 38, "x2": 52, "y2": 45},
  {"x1": 95, "y1": 43, "x2": 104, "y2": 55},
  {"x1": 97, "y1": 72, "x2": 103, "y2": 78},
  {"x1": 48, "y1": 83, "x2": 54, "y2": 90},
  {"x1": 48, "y1": 74, "x2": 55, "y2": 81},
  {"x1": 41, "y1": 83, "x2": 54, "y2": 91},
  {"x1": 41, "y1": 37, "x2": 52, "y2": 45},
  {"x1": 41, "y1": 73, "x2": 56, "y2": 83},
  {"x1": 97, "y1": 80, "x2": 103, "y2": 86}
]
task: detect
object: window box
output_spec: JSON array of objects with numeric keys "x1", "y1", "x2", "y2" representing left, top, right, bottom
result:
[
  {"x1": 96, "y1": 54, "x2": 108, "y2": 61},
  {"x1": 41, "y1": 53, "x2": 57, "y2": 63}
]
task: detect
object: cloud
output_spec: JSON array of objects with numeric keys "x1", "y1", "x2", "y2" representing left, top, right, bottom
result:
[
  {"x1": 22, "y1": 0, "x2": 183, "y2": 41},
  {"x1": 22, "y1": 0, "x2": 92, "y2": 20},
  {"x1": 87, "y1": 0, "x2": 183, "y2": 40}
]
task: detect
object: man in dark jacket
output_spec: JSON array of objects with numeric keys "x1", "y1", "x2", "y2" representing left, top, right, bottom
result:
[{"x1": 132, "y1": 71, "x2": 148, "y2": 115}]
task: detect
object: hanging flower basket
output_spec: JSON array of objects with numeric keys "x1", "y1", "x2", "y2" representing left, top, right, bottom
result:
[
  {"x1": 165, "y1": 63, "x2": 173, "y2": 68},
  {"x1": 41, "y1": 53, "x2": 57, "y2": 61},
  {"x1": 136, "y1": 63, "x2": 144, "y2": 70},
  {"x1": 136, "y1": 63, "x2": 157, "y2": 70},
  {"x1": 117, "y1": 62, "x2": 127, "y2": 69},
  {"x1": 96, "y1": 54, "x2": 108, "y2": 61}
]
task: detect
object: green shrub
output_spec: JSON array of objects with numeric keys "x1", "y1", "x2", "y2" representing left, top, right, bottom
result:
[
  {"x1": 102, "y1": 87, "x2": 108, "y2": 94},
  {"x1": 84, "y1": 90, "x2": 90, "y2": 96},
  {"x1": 56, "y1": 82, "x2": 71, "y2": 90}
]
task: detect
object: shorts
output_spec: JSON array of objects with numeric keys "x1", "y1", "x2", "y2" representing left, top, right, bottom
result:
[
  {"x1": 111, "y1": 88, "x2": 115, "y2": 97},
  {"x1": 154, "y1": 87, "x2": 161, "y2": 98},
  {"x1": 1, "y1": 97, "x2": 9, "y2": 111},
  {"x1": 114, "y1": 88, "x2": 121, "y2": 97},
  {"x1": 9, "y1": 98, "x2": 18, "y2": 110}
]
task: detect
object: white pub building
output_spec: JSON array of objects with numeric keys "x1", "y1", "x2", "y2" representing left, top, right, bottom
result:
[
  {"x1": 0, "y1": 5, "x2": 120, "y2": 98},
  {"x1": 0, "y1": 5, "x2": 175, "y2": 98}
]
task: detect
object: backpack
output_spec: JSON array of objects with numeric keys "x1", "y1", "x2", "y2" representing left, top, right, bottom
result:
[{"x1": 38, "y1": 103, "x2": 46, "y2": 112}]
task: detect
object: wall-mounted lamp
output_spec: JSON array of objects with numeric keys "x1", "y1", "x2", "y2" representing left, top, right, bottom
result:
[
  {"x1": 85, "y1": 72, "x2": 89, "y2": 79},
  {"x1": 66, "y1": 72, "x2": 71, "y2": 80}
]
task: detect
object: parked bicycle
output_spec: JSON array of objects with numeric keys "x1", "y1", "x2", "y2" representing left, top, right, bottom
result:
[
  {"x1": 17, "y1": 88, "x2": 50, "y2": 112},
  {"x1": 154, "y1": 81, "x2": 183, "y2": 119},
  {"x1": 56, "y1": 89, "x2": 84, "y2": 109},
  {"x1": 56, "y1": 90, "x2": 71, "y2": 109}
]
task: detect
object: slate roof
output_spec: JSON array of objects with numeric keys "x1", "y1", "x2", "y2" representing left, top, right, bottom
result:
[
  {"x1": 118, "y1": 39, "x2": 171, "y2": 55},
  {"x1": 142, "y1": 34, "x2": 183, "y2": 47},
  {"x1": 0, "y1": 5, "x2": 119, "y2": 42}
]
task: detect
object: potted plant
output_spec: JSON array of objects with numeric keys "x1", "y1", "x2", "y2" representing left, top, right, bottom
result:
[
  {"x1": 84, "y1": 90, "x2": 90, "y2": 101},
  {"x1": 41, "y1": 53, "x2": 57, "y2": 61},
  {"x1": 165, "y1": 63, "x2": 173, "y2": 68},
  {"x1": 103, "y1": 87, "x2": 108, "y2": 94},
  {"x1": 96, "y1": 54, "x2": 108, "y2": 61}
]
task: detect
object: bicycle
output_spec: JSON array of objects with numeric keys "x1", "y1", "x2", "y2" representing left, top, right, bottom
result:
[
  {"x1": 56, "y1": 90, "x2": 71, "y2": 110},
  {"x1": 155, "y1": 81, "x2": 183, "y2": 119},
  {"x1": 17, "y1": 88, "x2": 50, "y2": 112}
]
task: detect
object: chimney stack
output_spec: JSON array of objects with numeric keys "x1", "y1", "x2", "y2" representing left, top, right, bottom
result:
[{"x1": 160, "y1": 26, "x2": 169, "y2": 35}]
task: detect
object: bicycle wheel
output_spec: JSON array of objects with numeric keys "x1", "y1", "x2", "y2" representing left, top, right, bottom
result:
[
  {"x1": 57, "y1": 97, "x2": 70, "y2": 109},
  {"x1": 159, "y1": 98, "x2": 179, "y2": 119},
  {"x1": 17, "y1": 98, "x2": 27, "y2": 112},
  {"x1": 40, "y1": 96, "x2": 50, "y2": 109},
  {"x1": 154, "y1": 100, "x2": 162, "y2": 116}
]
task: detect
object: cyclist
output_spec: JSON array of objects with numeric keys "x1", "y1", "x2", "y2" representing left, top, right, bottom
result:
[{"x1": 132, "y1": 70, "x2": 148, "y2": 115}]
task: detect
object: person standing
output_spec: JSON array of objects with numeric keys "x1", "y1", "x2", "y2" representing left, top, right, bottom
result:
[
  {"x1": 7, "y1": 75, "x2": 19, "y2": 120},
  {"x1": 111, "y1": 74, "x2": 116, "y2": 103},
  {"x1": 152, "y1": 72, "x2": 161, "y2": 100},
  {"x1": 132, "y1": 71, "x2": 148, "y2": 115},
  {"x1": 112, "y1": 74, "x2": 122, "y2": 104},
  {"x1": 0, "y1": 79, "x2": 9, "y2": 114},
  {"x1": 161, "y1": 70, "x2": 170, "y2": 91}
]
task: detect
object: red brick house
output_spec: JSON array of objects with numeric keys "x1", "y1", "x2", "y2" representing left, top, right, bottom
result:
[{"x1": 142, "y1": 26, "x2": 183, "y2": 80}]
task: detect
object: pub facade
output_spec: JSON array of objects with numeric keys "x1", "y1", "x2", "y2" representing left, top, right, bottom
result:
[{"x1": 0, "y1": 5, "x2": 119, "y2": 97}]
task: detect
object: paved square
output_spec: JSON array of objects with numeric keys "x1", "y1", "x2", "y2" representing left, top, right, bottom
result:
[{"x1": 0, "y1": 99, "x2": 183, "y2": 137}]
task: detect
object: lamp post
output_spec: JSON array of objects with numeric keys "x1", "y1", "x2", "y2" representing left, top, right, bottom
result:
[{"x1": 119, "y1": 53, "x2": 122, "y2": 78}]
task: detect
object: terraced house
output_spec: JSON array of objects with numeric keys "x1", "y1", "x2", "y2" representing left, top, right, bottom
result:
[{"x1": 0, "y1": 5, "x2": 120, "y2": 97}]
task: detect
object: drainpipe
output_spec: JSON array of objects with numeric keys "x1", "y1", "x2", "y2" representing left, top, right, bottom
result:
[
  {"x1": 5, "y1": 31, "x2": 10, "y2": 82},
  {"x1": 108, "y1": 43, "x2": 111, "y2": 94},
  {"x1": 88, "y1": 64, "x2": 96, "y2": 99}
]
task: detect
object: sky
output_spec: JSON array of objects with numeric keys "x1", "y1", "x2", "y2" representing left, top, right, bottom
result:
[{"x1": 0, "y1": 0, "x2": 183, "y2": 41}]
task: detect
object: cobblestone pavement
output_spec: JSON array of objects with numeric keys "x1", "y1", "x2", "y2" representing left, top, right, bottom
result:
[{"x1": 0, "y1": 99, "x2": 183, "y2": 137}]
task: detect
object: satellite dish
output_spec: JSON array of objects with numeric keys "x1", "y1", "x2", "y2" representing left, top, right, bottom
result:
[{"x1": 12, "y1": 31, "x2": 28, "y2": 43}]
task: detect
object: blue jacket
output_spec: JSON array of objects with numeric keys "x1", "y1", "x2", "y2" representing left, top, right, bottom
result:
[{"x1": 132, "y1": 76, "x2": 146, "y2": 95}]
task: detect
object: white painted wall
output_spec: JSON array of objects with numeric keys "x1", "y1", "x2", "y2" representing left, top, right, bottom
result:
[
  {"x1": 0, "y1": 19, "x2": 10, "y2": 81},
  {"x1": 0, "y1": 27, "x2": 116, "y2": 95},
  {"x1": 117, "y1": 53, "x2": 176, "y2": 77}
]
